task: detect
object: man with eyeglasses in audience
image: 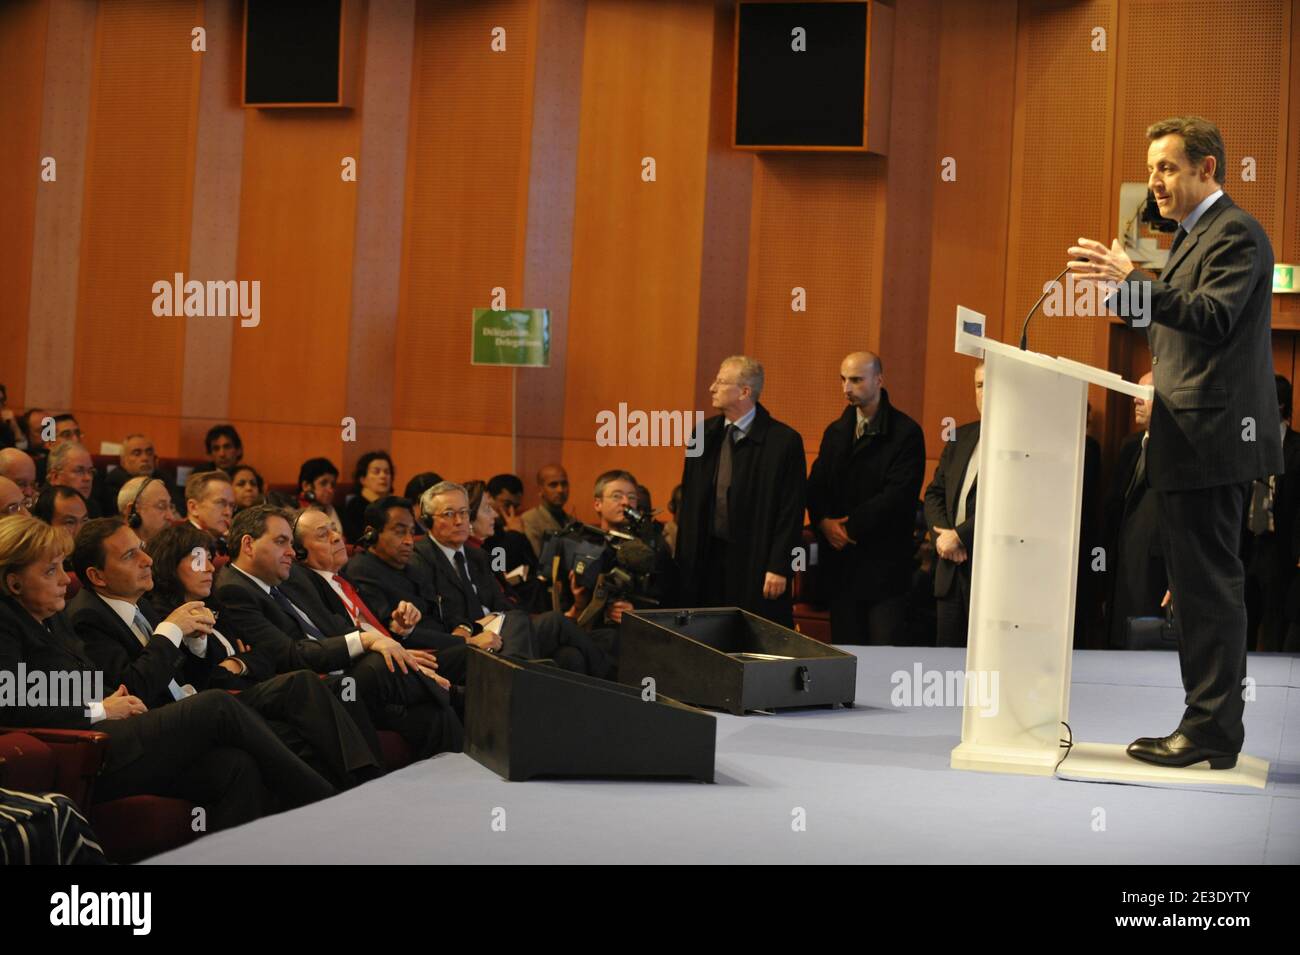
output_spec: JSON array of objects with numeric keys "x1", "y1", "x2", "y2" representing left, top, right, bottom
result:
[
  {"x1": 118, "y1": 474, "x2": 177, "y2": 543},
  {"x1": 47, "y1": 440, "x2": 103, "y2": 518}
]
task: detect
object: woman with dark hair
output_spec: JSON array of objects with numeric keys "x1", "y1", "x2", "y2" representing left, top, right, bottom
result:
[
  {"x1": 142, "y1": 522, "x2": 383, "y2": 787},
  {"x1": 462, "y1": 478, "x2": 534, "y2": 608},
  {"x1": 403, "y1": 471, "x2": 443, "y2": 531},
  {"x1": 342, "y1": 451, "x2": 395, "y2": 544},
  {"x1": 298, "y1": 457, "x2": 343, "y2": 535},
  {"x1": 229, "y1": 464, "x2": 265, "y2": 511},
  {"x1": 0, "y1": 515, "x2": 335, "y2": 833}
]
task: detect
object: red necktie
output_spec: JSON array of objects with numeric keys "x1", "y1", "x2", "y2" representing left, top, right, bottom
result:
[{"x1": 333, "y1": 574, "x2": 391, "y2": 638}]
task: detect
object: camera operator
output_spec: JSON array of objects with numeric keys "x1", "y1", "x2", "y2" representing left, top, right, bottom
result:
[{"x1": 542, "y1": 470, "x2": 679, "y2": 629}]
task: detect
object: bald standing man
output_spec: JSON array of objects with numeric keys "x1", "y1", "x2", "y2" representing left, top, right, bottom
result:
[{"x1": 808, "y1": 352, "x2": 925, "y2": 644}]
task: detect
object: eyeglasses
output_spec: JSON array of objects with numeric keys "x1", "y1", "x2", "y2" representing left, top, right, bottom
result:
[
  {"x1": 434, "y1": 508, "x2": 471, "y2": 521},
  {"x1": 604, "y1": 491, "x2": 637, "y2": 503},
  {"x1": 2, "y1": 501, "x2": 24, "y2": 515},
  {"x1": 68, "y1": 467, "x2": 94, "y2": 478},
  {"x1": 711, "y1": 379, "x2": 739, "y2": 389}
]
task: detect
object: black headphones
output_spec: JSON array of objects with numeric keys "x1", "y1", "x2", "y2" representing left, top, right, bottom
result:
[
  {"x1": 290, "y1": 506, "x2": 321, "y2": 562},
  {"x1": 126, "y1": 476, "x2": 160, "y2": 531},
  {"x1": 356, "y1": 524, "x2": 378, "y2": 550}
]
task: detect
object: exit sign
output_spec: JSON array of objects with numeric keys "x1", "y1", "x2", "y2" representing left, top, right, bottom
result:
[{"x1": 1277, "y1": 264, "x2": 1297, "y2": 293}]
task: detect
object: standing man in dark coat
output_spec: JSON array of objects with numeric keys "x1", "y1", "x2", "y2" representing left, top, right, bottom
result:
[
  {"x1": 1070, "y1": 116, "x2": 1281, "y2": 769},
  {"x1": 923, "y1": 362, "x2": 982, "y2": 647},
  {"x1": 677, "y1": 355, "x2": 806, "y2": 628},
  {"x1": 808, "y1": 352, "x2": 925, "y2": 644}
]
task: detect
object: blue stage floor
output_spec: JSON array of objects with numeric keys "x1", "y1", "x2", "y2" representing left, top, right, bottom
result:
[{"x1": 148, "y1": 648, "x2": 1300, "y2": 864}]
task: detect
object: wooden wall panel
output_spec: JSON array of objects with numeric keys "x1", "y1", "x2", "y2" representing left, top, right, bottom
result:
[
  {"x1": 228, "y1": 36, "x2": 367, "y2": 479},
  {"x1": 0, "y1": 0, "x2": 49, "y2": 411},
  {"x1": 1006, "y1": 0, "x2": 1114, "y2": 363},
  {"x1": 745, "y1": 152, "x2": 887, "y2": 468},
  {"x1": 877, "y1": 0, "x2": 940, "y2": 423},
  {"x1": 342, "y1": 0, "x2": 417, "y2": 478},
  {"x1": 71, "y1": 0, "x2": 201, "y2": 419},
  {"x1": 516, "y1": 0, "x2": 587, "y2": 504},
  {"x1": 24, "y1": 0, "x2": 96, "y2": 411},
  {"x1": 1280, "y1": 0, "x2": 1300, "y2": 326},
  {"x1": 562, "y1": 0, "x2": 715, "y2": 509},
  {"x1": 180, "y1": 0, "x2": 245, "y2": 436},
  {"x1": 920, "y1": 0, "x2": 1019, "y2": 461},
  {"x1": 393, "y1": 0, "x2": 535, "y2": 437}
]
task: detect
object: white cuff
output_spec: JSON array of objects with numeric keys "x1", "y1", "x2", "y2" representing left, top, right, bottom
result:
[
  {"x1": 344, "y1": 630, "x2": 364, "y2": 659},
  {"x1": 153, "y1": 622, "x2": 184, "y2": 648},
  {"x1": 87, "y1": 701, "x2": 106, "y2": 724},
  {"x1": 183, "y1": 634, "x2": 208, "y2": 658}
]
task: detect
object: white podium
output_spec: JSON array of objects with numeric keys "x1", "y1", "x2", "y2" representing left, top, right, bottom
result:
[{"x1": 947, "y1": 307, "x2": 1268, "y2": 788}]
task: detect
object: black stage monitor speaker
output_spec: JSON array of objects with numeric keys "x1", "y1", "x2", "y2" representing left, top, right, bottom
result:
[
  {"x1": 619, "y1": 608, "x2": 858, "y2": 715},
  {"x1": 734, "y1": 0, "x2": 892, "y2": 153},
  {"x1": 243, "y1": 0, "x2": 359, "y2": 108},
  {"x1": 465, "y1": 649, "x2": 716, "y2": 782}
]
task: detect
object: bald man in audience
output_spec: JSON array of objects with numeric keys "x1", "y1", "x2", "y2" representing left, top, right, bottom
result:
[
  {"x1": 100, "y1": 433, "x2": 170, "y2": 515},
  {"x1": 0, "y1": 476, "x2": 24, "y2": 517},
  {"x1": 521, "y1": 464, "x2": 572, "y2": 558},
  {"x1": 47, "y1": 441, "x2": 102, "y2": 518},
  {"x1": 118, "y1": 475, "x2": 176, "y2": 543},
  {"x1": 0, "y1": 449, "x2": 37, "y2": 513}
]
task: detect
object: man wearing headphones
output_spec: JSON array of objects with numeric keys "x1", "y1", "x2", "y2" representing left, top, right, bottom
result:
[{"x1": 117, "y1": 475, "x2": 177, "y2": 543}]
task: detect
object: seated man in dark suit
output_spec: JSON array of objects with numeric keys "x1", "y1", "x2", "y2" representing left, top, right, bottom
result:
[
  {"x1": 116, "y1": 474, "x2": 177, "y2": 544},
  {"x1": 184, "y1": 469, "x2": 235, "y2": 556},
  {"x1": 0, "y1": 514, "x2": 335, "y2": 832},
  {"x1": 322, "y1": 499, "x2": 480, "y2": 685},
  {"x1": 413, "y1": 481, "x2": 611, "y2": 677},
  {"x1": 67, "y1": 518, "x2": 378, "y2": 788},
  {"x1": 212, "y1": 504, "x2": 462, "y2": 759},
  {"x1": 923, "y1": 361, "x2": 982, "y2": 647},
  {"x1": 46, "y1": 441, "x2": 103, "y2": 519},
  {"x1": 204, "y1": 424, "x2": 244, "y2": 477},
  {"x1": 0, "y1": 448, "x2": 38, "y2": 513},
  {"x1": 33, "y1": 485, "x2": 90, "y2": 539},
  {"x1": 0, "y1": 477, "x2": 23, "y2": 517},
  {"x1": 98, "y1": 433, "x2": 175, "y2": 516},
  {"x1": 1102, "y1": 372, "x2": 1169, "y2": 647},
  {"x1": 482, "y1": 473, "x2": 537, "y2": 582}
]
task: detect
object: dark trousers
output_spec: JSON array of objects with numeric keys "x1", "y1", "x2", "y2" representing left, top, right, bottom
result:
[
  {"x1": 935, "y1": 566, "x2": 971, "y2": 648},
  {"x1": 531, "y1": 611, "x2": 613, "y2": 678},
  {"x1": 346, "y1": 652, "x2": 464, "y2": 759},
  {"x1": 829, "y1": 591, "x2": 906, "y2": 645},
  {"x1": 94, "y1": 689, "x2": 335, "y2": 831},
  {"x1": 701, "y1": 537, "x2": 794, "y2": 628},
  {"x1": 240, "y1": 670, "x2": 380, "y2": 789},
  {"x1": 1157, "y1": 483, "x2": 1249, "y2": 752}
]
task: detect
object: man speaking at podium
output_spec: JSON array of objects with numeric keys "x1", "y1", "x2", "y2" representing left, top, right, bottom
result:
[{"x1": 1068, "y1": 116, "x2": 1279, "y2": 770}]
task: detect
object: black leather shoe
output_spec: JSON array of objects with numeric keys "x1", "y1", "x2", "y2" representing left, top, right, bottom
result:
[{"x1": 1126, "y1": 731, "x2": 1238, "y2": 769}]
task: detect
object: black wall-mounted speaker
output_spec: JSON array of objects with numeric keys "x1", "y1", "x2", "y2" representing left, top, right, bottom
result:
[{"x1": 243, "y1": 0, "x2": 353, "y2": 108}]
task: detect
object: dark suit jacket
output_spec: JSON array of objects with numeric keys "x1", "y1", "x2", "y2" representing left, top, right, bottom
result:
[
  {"x1": 1115, "y1": 193, "x2": 1281, "y2": 489},
  {"x1": 65, "y1": 588, "x2": 244, "y2": 707},
  {"x1": 923, "y1": 420, "x2": 980, "y2": 599},
  {"x1": 411, "y1": 538, "x2": 507, "y2": 632},
  {"x1": 333, "y1": 552, "x2": 460, "y2": 651},
  {"x1": 807, "y1": 388, "x2": 925, "y2": 599},
  {"x1": 211, "y1": 564, "x2": 355, "y2": 675},
  {"x1": 677, "y1": 402, "x2": 807, "y2": 621},
  {"x1": 0, "y1": 596, "x2": 149, "y2": 771}
]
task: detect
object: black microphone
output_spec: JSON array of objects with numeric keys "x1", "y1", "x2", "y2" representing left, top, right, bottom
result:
[{"x1": 1019, "y1": 264, "x2": 1073, "y2": 351}]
